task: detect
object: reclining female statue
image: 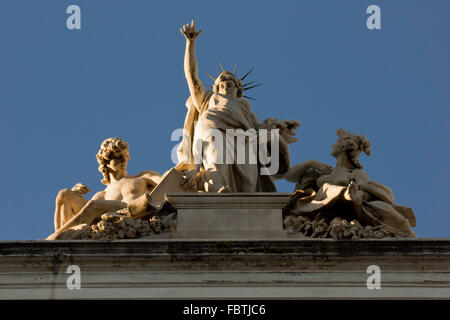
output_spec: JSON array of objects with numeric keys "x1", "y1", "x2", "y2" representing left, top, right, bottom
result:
[
  {"x1": 47, "y1": 137, "x2": 162, "y2": 240},
  {"x1": 284, "y1": 129, "x2": 416, "y2": 237}
]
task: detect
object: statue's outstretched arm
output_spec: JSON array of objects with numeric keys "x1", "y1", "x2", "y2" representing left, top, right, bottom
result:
[
  {"x1": 285, "y1": 160, "x2": 332, "y2": 183},
  {"x1": 180, "y1": 20, "x2": 205, "y2": 111}
]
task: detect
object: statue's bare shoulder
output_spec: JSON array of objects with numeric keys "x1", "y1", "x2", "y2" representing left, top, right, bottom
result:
[
  {"x1": 239, "y1": 98, "x2": 251, "y2": 109},
  {"x1": 129, "y1": 170, "x2": 162, "y2": 179},
  {"x1": 91, "y1": 190, "x2": 106, "y2": 200}
]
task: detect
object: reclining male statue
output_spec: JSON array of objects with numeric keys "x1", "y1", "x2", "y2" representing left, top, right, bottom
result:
[{"x1": 47, "y1": 137, "x2": 163, "y2": 240}]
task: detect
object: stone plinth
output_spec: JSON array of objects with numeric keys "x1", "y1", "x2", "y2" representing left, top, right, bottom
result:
[
  {"x1": 1, "y1": 239, "x2": 450, "y2": 299},
  {"x1": 168, "y1": 193, "x2": 291, "y2": 239}
]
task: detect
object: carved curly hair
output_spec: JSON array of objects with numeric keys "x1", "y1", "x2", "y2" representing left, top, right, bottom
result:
[
  {"x1": 96, "y1": 137, "x2": 130, "y2": 185},
  {"x1": 331, "y1": 129, "x2": 371, "y2": 169},
  {"x1": 213, "y1": 71, "x2": 244, "y2": 98}
]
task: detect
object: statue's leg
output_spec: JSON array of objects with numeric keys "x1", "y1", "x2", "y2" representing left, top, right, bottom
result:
[
  {"x1": 231, "y1": 132, "x2": 259, "y2": 192},
  {"x1": 346, "y1": 182, "x2": 416, "y2": 237},
  {"x1": 234, "y1": 162, "x2": 258, "y2": 192},
  {"x1": 201, "y1": 133, "x2": 259, "y2": 192},
  {"x1": 201, "y1": 135, "x2": 228, "y2": 192},
  {"x1": 344, "y1": 181, "x2": 377, "y2": 225},
  {"x1": 203, "y1": 163, "x2": 233, "y2": 192},
  {"x1": 54, "y1": 189, "x2": 88, "y2": 231},
  {"x1": 366, "y1": 201, "x2": 416, "y2": 237},
  {"x1": 47, "y1": 200, "x2": 127, "y2": 240},
  {"x1": 51, "y1": 224, "x2": 89, "y2": 240},
  {"x1": 127, "y1": 193, "x2": 171, "y2": 219}
]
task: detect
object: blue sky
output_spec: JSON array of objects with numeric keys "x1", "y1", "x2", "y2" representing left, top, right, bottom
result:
[{"x1": 0, "y1": 0, "x2": 448, "y2": 240}]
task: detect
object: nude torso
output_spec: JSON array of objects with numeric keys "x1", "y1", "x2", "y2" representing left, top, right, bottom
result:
[{"x1": 101, "y1": 172, "x2": 161, "y2": 203}]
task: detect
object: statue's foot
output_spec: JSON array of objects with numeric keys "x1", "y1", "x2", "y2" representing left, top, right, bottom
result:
[
  {"x1": 46, "y1": 223, "x2": 89, "y2": 240},
  {"x1": 218, "y1": 185, "x2": 232, "y2": 193}
]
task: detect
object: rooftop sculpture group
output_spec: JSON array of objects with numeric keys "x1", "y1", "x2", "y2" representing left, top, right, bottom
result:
[{"x1": 46, "y1": 21, "x2": 416, "y2": 240}]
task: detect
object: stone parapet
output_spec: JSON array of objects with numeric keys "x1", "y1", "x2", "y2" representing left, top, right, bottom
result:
[{"x1": 0, "y1": 239, "x2": 449, "y2": 299}]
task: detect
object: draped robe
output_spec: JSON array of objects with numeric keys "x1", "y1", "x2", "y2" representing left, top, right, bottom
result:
[{"x1": 175, "y1": 90, "x2": 288, "y2": 192}]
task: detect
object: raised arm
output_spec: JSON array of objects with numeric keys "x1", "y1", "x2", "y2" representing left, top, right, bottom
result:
[{"x1": 180, "y1": 21, "x2": 206, "y2": 111}]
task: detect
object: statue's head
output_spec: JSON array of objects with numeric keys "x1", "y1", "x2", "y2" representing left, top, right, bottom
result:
[
  {"x1": 331, "y1": 129, "x2": 371, "y2": 169},
  {"x1": 96, "y1": 137, "x2": 130, "y2": 185},
  {"x1": 208, "y1": 65, "x2": 260, "y2": 100},
  {"x1": 213, "y1": 71, "x2": 243, "y2": 98}
]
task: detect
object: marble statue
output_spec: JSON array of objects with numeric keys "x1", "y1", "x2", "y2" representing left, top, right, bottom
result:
[
  {"x1": 44, "y1": 21, "x2": 417, "y2": 241},
  {"x1": 175, "y1": 21, "x2": 295, "y2": 192},
  {"x1": 47, "y1": 137, "x2": 164, "y2": 240},
  {"x1": 283, "y1": 129, "x2": 416, "y2": 238}
]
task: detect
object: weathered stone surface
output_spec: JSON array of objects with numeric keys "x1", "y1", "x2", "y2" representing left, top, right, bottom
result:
[
  {"x1": 169, "y1": 193, "x2": 290, "y2": 239},
  {"x1": 1, "y1": 239, "x2": 449, "y2": 299}
]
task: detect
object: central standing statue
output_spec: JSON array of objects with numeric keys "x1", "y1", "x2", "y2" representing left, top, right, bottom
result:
[{"x1": 175, "y1": 21, "x2": 292, "y2": 192}]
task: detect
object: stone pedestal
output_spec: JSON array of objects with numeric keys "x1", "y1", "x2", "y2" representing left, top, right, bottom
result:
[{"x1": 168, "y1": 193, "x2": 291, "y2": 239}]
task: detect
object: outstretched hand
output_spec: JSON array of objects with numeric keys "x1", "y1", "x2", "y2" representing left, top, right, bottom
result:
[
  {"x1": 71, "y1": 183, "x2": 91, "y2": 196},
  {"x1": 180, "y1": 20, "x2": 202, "y2": 41}
]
